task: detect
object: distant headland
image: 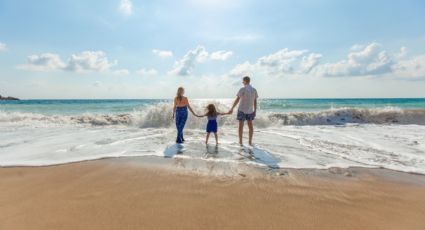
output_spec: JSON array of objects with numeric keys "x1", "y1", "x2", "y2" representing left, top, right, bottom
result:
[{"x1": 0, "y1": 95, "x2": 20, "y2": 100}]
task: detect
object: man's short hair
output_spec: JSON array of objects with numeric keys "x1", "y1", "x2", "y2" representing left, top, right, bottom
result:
[{"x1": 243, "y1": 76, "x2": 250, "y2": 83}]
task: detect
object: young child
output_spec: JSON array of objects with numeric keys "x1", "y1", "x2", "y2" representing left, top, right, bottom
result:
[{"x1": 196, "y1": 104, "x2": 230, "y2": 145}]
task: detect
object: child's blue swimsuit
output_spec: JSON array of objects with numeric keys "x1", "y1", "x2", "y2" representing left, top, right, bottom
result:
[{"x1": 206, "y1": 116, "x2": 218, "y2": 133}]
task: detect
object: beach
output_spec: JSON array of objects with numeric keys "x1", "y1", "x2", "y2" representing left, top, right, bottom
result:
[
  {"x1": 1, "y1": 157, "x2": 425, "y2": 230},
  {"x1": 3, "y1": 0, "x2": 425, "y2": 228},
  {"x1": 1, "y1": 99, "x2": 425, "y2": 229}
]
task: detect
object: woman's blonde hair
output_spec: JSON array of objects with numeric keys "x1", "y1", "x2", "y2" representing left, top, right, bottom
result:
[{"x1": 176, "y1": 87, "x2": 184, "y2": 101}]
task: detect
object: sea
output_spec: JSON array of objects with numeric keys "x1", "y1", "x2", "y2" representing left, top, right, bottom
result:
[{"x1": 1, "y1": 98, "x2": 425, "y2": 174}]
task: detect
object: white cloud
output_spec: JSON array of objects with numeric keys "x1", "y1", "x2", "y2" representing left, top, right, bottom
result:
[
  {"x1": 152, "y1": 49, "x2": 173, "y2": 58},
  {"x1": 119, "y1": 0, "x2": 133, "y2": 16},
  {"x1": 316, "y1": 43, "x2": 393, "y2": 77},
  {"x1": 136, "y1": 68, "x2": 158, "y2": 76},
  {"x1": 229, "y1": 61, "x2": 254, "y2": 78},
  {"x1": 316, "y1": 43, "x2": 425, "y2": 79},
  {"x1": 396, "y1": 46, "x2": 407, "y2": 59},
  {"x1": 257, "y1": 48, "x2": 309, "y2": 73},
  {"x1": 65, "y1": 51, "x2": 116, "y2": 73},
  {"x1": 0, "y1": 42, "x2": 6, "y2": 51},
  {"x1": 113, "y1": 69, "x2": 130, "y2": 75},
  {"x1": 392, "y1": 55, "x2": 425, "y2": 79},
  {"x1": 227, "y1": 42, "x2": 425, "y2": 80},
  {"x1": 210, "y1": 50, "x2": 233, "y2": 61},
  {"x1": 168, "y1": 45, "x2": 209, "y2": 76},
  {"x1": 300, "y1": 53, "x2": 322, "y2": 73},
  {"x1": 229, "y1": 48, "x2": 321, "y2": 78},
  {"x1": 168, "y1": 46, "x2": 234, "y2": 76},
  {"x1": 19, "y1": 51, "x2": 117, "y2": 73},
  {"x1": 18, "y1": 53, "x2": 66, "y2": 71},
  {"x1": 350, "y1": 44, "x2": 365, "y2": 51}
]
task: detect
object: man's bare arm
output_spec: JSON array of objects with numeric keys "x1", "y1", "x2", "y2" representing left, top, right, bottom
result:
[
  {"x1": 229, "y1": 97, "x2": 240, "y2": 114},
  {"x1": 254, "y1": 98, "x2": 257, "y2": 115}
]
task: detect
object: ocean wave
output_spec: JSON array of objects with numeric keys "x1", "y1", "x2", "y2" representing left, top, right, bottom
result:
[
  {"x1": 268, "y1": 107, "x2": 425, "y2": 125},
  {"x1": 1, "y1": 104, "x2": 425, "y2": 127}
]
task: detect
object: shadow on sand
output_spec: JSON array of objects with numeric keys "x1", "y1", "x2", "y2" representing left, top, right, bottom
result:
[
  {"x1": 164, "y1": 143, "x2": 185, "y2": 158},
  {"x1": 238, "y1": 146, "x2": 281, "y2": 169}
]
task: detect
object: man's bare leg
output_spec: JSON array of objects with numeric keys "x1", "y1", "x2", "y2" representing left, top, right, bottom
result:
[
  {"x1": 247, "y1": 120, "x2": 254, "y2": 145},
  {"x1": 238, "y1": 121, "x2": 244, "y2": 145}
]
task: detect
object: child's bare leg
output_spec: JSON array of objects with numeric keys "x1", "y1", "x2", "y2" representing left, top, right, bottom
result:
[
  {"x1": 205, "y1": 133, "x2": 210, "y2": 145},
  {"x1": 214, "y1": 132, "x2": 218, "y2": 145}
]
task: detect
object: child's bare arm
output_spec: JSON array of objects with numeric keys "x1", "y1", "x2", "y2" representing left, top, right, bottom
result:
[{"x1": 218, "y1": 111, "x2": 231, "y2": 116}]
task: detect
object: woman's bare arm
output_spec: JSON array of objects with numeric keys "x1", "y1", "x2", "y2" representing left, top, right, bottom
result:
[
  {"x1": 186, "y1": 99, "x2": 197, "y2": 116},
  {"x1": 172, "y1": 98, "x2": 177, "y2": 119}
]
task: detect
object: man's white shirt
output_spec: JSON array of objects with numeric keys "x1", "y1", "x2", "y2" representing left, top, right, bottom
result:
[{"x1": 237, "y1": 84, "x2": 258, "y2": 114}]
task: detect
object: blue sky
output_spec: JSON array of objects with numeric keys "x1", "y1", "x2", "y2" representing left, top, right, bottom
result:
[{"x1": 1, "y1": 0, "x2": 425, "y2": 99}]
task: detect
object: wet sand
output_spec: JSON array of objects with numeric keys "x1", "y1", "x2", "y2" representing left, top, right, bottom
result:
[{"x1": 1, "y1": 158, "x2": 425, "y2": 230}]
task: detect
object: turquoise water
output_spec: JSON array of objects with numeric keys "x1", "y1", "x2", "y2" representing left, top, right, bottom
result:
[
  {"x1": 1, "y1": 98, "x2": 425, "y2": 115},
  {"x1": 260, "y1": 98, "x2": 425, "y2": 111},
  {"x1": 0, "y1": 99, "x2": 167, "y2": 115}
]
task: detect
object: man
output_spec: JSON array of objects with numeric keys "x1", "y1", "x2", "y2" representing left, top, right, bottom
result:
[{"x1": 229, "y1": 76, "x2": 258, "y2": 146}]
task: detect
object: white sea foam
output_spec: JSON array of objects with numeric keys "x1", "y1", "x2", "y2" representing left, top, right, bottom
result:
[{"x1": 1, "y1": 103, "x2": 425, "y2": 173}]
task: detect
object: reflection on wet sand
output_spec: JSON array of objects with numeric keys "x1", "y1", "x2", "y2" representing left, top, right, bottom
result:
[
  {"x1": 163, "y1": 142, "x2": 281, "y2": 175},
  {"x1": 204, "y1": 145, "x2": 219, "y2": 173}
]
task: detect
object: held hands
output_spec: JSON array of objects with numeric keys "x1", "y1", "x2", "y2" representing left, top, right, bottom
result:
[
  {"x1": 221, "y1": 110, "x2": 232, "y2": 115},
  {"x1": 193, "y1": 112, "x2": 204, "y2": 118}
]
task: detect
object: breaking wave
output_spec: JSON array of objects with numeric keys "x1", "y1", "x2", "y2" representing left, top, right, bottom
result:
[{"x1": 2, "y1": 103, "x2": 425, "y2": 128}]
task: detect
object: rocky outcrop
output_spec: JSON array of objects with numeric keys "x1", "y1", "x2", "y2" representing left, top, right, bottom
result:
[{"x1": 0, "y1": 95, "x2": 20, "y2": 100}]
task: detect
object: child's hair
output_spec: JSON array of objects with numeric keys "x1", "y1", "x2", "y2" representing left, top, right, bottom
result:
[{"x1": 206, "y1": 104, "x2": 217, "y2": 117}]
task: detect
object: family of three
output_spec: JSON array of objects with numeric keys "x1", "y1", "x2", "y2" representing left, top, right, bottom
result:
[{"x1": 172, "y1": 76, "x2": 258, "y2": 146}]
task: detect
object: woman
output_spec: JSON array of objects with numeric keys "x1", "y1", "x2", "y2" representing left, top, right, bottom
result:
[{"x1": 172, "y1": 87, "x2": 197, "y2": 143}]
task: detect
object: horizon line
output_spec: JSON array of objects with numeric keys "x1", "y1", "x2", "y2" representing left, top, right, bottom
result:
[{"x1": 4, "y1": 97, "x2": 425, "y2": 100}]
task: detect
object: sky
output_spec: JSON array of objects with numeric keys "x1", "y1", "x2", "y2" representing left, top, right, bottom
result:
[{"x1": 1, "y1": 0, "x2": 425, "y2": 99}]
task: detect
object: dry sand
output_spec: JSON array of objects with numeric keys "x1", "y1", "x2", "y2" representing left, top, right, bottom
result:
[{"x1": 1, "y1": 159, "x2": 425, "y2": 230}]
